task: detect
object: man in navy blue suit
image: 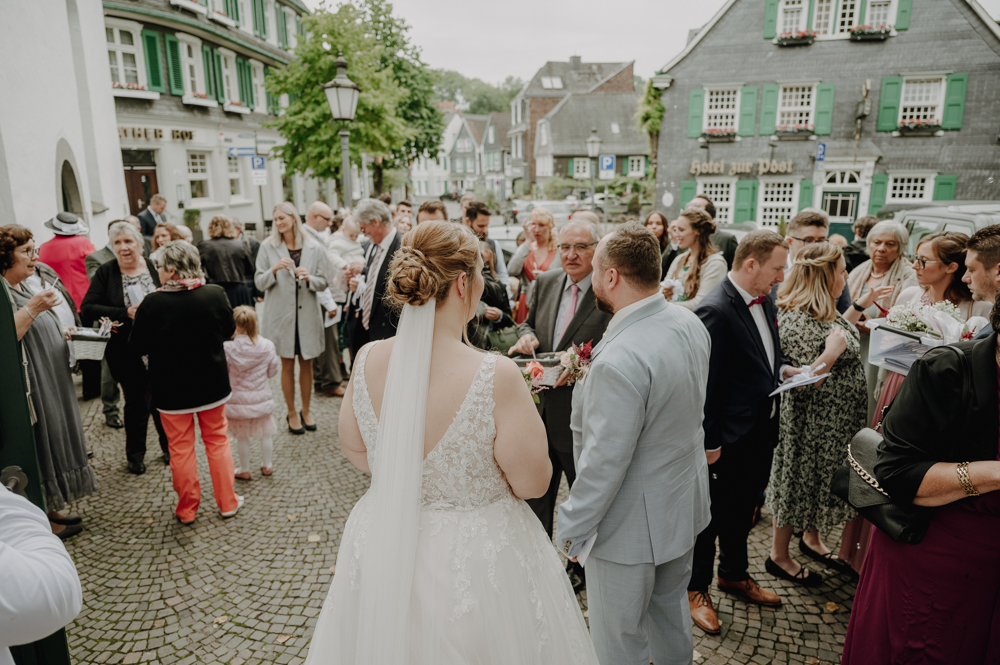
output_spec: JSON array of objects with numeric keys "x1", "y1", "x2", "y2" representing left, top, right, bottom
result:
[{"x1": 687, "y1": 230, "x2": 803, "y2": 635}]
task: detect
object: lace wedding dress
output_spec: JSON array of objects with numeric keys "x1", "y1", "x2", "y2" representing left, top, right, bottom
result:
[{"x1": 305, "y1": 344, "x2": 599, "y2": 664}]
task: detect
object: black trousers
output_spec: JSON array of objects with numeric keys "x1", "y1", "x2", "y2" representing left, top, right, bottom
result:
[
  {"x1": 527, "y1": 441, "x2": 576, "y2": 539},
  {"x1": 80, "y1": 359, "x2": 102, "y2": 401},
  {"x1": 108, "y1": 353, "x2": 168, "y2": 465},
  {"x1": 689, "y1": 414, "x2": 777, "y2": 592},
  {"x1": 349, "y1": 318, "x2": 370, "y2": 368}
]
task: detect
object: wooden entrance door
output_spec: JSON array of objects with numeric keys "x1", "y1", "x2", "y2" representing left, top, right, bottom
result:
[{"x1": 125, "y1": 170, "x2": 159, "y2": 216}]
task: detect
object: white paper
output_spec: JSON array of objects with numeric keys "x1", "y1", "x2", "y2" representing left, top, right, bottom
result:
[
  {"x1": 768, "y1": 373, "x2": 830, "y2": 396},
  {"x1": 126, "y1": 284, "x2": 146, "y2": 306},
  {"x1": 324, "y1": 305, "x2": 342, "y2": 328}
]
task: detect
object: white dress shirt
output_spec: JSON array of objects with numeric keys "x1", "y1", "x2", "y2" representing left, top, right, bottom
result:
[
  {"x1": 552, "y1": 272, "x2": 592, "y2": 349},
  {"x1": 727, "y1": 273, "x2": 789, "y2": 418},
  {"x1": 0, "y1": 490, "x2": 82, "y2": 665}
]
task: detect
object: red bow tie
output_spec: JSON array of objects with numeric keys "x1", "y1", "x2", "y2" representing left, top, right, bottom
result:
[{"x1": 749, "y1": 296, "x2": 766, "y2": 307}]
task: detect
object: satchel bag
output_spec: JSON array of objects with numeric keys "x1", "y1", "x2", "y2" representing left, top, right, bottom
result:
[
  {"x1": 485, "y1": 324, "x2": 520, "y2": 355},
  {"x1": 831, "y1": 346, "x2": 969, "y2": 544}
]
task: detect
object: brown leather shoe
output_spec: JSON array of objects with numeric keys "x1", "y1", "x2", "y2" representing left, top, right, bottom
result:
[
  {"x1": 688, "y1": 590, "x2": 721, "y2": 634},
  {"x1": 717, "y1": 576, "x2": 782, "y2": 606},
  {"x1": 321, "y1": 385, "x2": 346, "y2": 397}
]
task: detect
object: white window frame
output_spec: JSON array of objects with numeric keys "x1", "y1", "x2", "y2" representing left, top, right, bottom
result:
[
  {"x1": 539, "y1": 123, "x2": 549, "y2": 147},
  {"x1": 866, "y1": 0, "x2": 895, "y2": 28},
  {"x1": 217, "y1": 48, "x2": 250, "y2": 114},
  {"x1": 187, "y1": 151, "x2": 212, "y2": 203},
  {"x1": 628, "y1": 156, "x2": 646, "y2": 178},
  {"x1": 696, "y1": 177, "x2": 737, "y2": 223},
  {"x1": 177, "y1": 33, "x2": 217, "y2": 108},
  {"x1": 574, "y1": 157, "x2": 591, "y2": 179},
  {"x1": 285, "y1": 8, "x2": 298, "y2": 49},
  {"x1": 455, "y1": 157, "x2": 464, "y2": 174},
  {"x1": 250, "y1": 60, "x2": 266, "y2": 114},
  {"x1": 106, "y1": 19, "x2": 159, "y2": 100},
  {"x1": 897, "y1": 75, "x2": 946, "y2": 127},
  {"x1": 170, "y1": 0, "x2": 208, "y2": 15},
  {"x1": 536, "y1": 154, "x2": 553, "y2": 177},
  {"x1": 238, "y1": 0, "x2": 254, "y2": 35},
  {"x1": 811, "y1": 0, "x2": 898, "y2": 38},
  {"x1": 611, "y1": 122, "x2": 621, "y2": 134},
  {"x1": 756, "y1": 178, "x2": 799, "y2": 228},
  {"x1": 264, "y1": 0, "x2": 277, "y2": 46},
  {"x1": 886, "y1": 172, "x2": 937, "y2": 204},
  {"x1": 228, "y1": 155, "x2": 247, "y2": 201},
  {"x1": 540, "y1": 76, "x2": 563, "y2": 90},
  {"x1": 208, "y1": 0, "x2": 237, "y2": 27},
  {"x1": 778, "y1": 0, "x2": 807, "y2": 35},
  {"x1": 702, "y1": 86, "x2": 741, "y2": 132},
  {"x1": 776, "y1": 82, "x2": 817, "y2": 131},
  {"x1": 488, "y1": 126, "x2": 495, "y2": 144}
]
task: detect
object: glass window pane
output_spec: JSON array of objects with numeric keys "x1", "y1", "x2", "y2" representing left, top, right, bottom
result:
[
  {"x1": 705, "y1": 88, "x2": 739, "y2": 130},
  {"x1": 120, "y1": 30, "x2": 134, "y2": 46},
  {"x1": 190, "y1": 180, "x2": 207, "y2": 199},
  {"x1": 813, "y1": 0, "x2": 833, "y2": 33},
  {"x1": 108, "y1": 51, "x2": 120, "y2": 83},
  {"x1": 106, "y1": 27, "x2": 115, "y2": 43},
  {"x1": 837, "y1": 0, "x2": 857, "y2": 32},
  {"x1": 123, "y1": 53, "x2": 139, "y2": 84}
]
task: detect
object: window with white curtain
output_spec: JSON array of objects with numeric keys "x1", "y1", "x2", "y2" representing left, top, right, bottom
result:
[
  {"x1": 778, "y1": 84, "x2": 815, "y2": 128},
  {"x1": 697, "y1": 180, "x2": 733, "y2": 223},
  {"x1": 704, "y1": 88, "x2": 740, "y2": 130},
  {"x1": 188, "y1": 152, "x2": 211, "y2": 200},
  {"x1": 899, "y1": 78, "x2": 945, "y2": 124},
  {"x1": 759, "y1": 181, "x2": 797, "y2": 226}
]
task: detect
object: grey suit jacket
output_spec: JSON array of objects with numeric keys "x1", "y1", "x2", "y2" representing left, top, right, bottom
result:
[
  {"x1": 556, "y1": 297, "x2": 713, "y2": 566},
  {"x1": 517, "y1": 268, "x2": 613, "y2": 452},
  {"x1": 85, "y1": 246, "x2": 116, "y2": 282}
]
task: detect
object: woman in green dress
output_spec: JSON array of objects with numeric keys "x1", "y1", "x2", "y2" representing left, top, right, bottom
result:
[{"x1": 766, "y1": 242, "x2": 866, "y2": 585}]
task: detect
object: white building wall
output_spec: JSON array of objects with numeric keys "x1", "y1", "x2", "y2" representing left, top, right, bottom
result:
[{"x1": 0, "y1": 0, "x2": 127, "y2": 248}]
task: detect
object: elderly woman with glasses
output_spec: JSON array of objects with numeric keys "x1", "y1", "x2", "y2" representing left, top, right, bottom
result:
[
  {"x1": 129, "y1": 241, "x2": 242, "y2": 524},
  {"x1": 1, "y1": 224, "x2": 97, "y2": 540},
  {"x1": 82, "y1": 221, "x2": 169, "y2": 475}
]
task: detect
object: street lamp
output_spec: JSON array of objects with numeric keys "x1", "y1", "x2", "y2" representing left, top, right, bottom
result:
[
  {"x1": 323, "y1": 51, "x2": 360, "y2": 208},
  {"x1": 586, "y1": 128, "x2": 602, "y2": 212}
]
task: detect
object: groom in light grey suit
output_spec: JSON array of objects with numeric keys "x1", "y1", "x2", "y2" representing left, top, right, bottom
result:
[{"x1": 556, "y1": 222, "x2": 712, "y2": 665}]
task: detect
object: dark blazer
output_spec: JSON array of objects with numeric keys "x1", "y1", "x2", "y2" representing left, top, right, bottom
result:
[
  {"x1": 661, "y1": 246, "x2": 681, "y2": 280},
  {"x1": 876, "y1": 336, "x2": 999, "y2": 504},
  {"x1": 695, "y1": 277, "x2": 786, "y2": 451},
  {"x1": 197, "y1": 237, "x2": 253, "y2": 285},
  {"x1": 711, "y1": 231, "x2": 739, "y2": 270},
  {"x1": 518, "y1": 268, "x2": 613, "y2": 453},
  {"x1": 346, "y1": 231, "x2": 403, "y2": 347},
  {"x1": 80, "y1": 258, "x2": 160, "y2": 371},
  {"x1": 137, "y1": 208, "x2": 159, "y2": 237},
  {"x1": 85, "y1": 246, "x2": 115, "y2": 282},
  {"x1": 128, "y1": 284, "x2": 235, "y2": 411}
]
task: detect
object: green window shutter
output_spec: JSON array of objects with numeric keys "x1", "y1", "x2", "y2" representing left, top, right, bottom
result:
[
  {"x1": 680, "y1": 181, "x2": 697, "y2": 210},
  {"x1": 213, "y1": 49, "x2": 225, "y2": 104},
  {"x1": 198, "y1": 0, "x2": 207, "y2": 6},
  {"x1": 895, "y1": 0, "x2": 911, "y2": 29},
  {"x1": 228, "y1": 0, "x2": 240, "y2": 25},
  {"x1": 260, "y1": 0, "x2": 268, "y2": 38},
  {"x1": 567, "y1": 158, "x2": 574, "y2": 177},
  {"x1": 806, "y1": 0, "x2": 815, "y2": 29},
  {"x1": 687, "y1": 88, "x2": 705, "y2": 138},
  {"x1": 276, "y1": 7, "x2": 286, "y2": 48},
  {"x1": 738, "y1": 86, "x2": 758, "y2": 137},
  {"x1": 141, "y1": 30, "x2": 164, "y2": 93},
  {"x1": 163, "y1": 34, "x2": 185, "y2": 96},
  {"x1": 622, "y1": 157, "x2": 628, "y2": 176},
  {"x1": 265, "y1": 66, "x2": 278, "y2": 115},
  {"x1": 813, "y1": 82, "x2": 835, "y2": 135},
  {"x1": 760, "y1": 84, "x2": 779, "y2": 135},
  {"x1": 876, "y1": 77, "x2": 902, "y2": 132},
  {"x1": 202, "y1": 44, "x2": 214, "y2": 99},
  {"x1": 295, "y1": 15, "x2": 303, "y2": 36},
  {"x1": 764, "y1": 0, "x2": 779, "y2": 38},
  {"x1": 235, "y1": 59, "x2": 245, "y2": 105},
  {"x1": 857, "y1": 0, "x2": 867, "y2": 25},
  {"x1": 645, "y1": 157, "x2": 651, "y2": 177},
  {"x1": 798, "y1": 179, "x2": 814, "y2": 211},
  {"x1": 941, "y1": 73, "x2": 968, "y2": 130},
  {"x1": 252, "y1": 0, "x2": 263, "y2": 36},
  {"x1": 868, "y1": 174, "x2": 888, "y2": 214},
  {"x1": 933, "y1": 175, "x2": 957, "y2": 201},
  {"x1": 733, "y1": 180, "x2": 759, "y2": 223}
]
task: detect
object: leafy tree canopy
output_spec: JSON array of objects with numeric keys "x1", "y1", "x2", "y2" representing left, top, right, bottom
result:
[{"x1": 434, "y1": 71, "x2": 524, "y2": 115}]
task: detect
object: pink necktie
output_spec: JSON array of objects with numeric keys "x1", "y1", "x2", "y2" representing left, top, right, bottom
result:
[{"x1": 558, "y1": 284, "x2": 579, "y2": 343}]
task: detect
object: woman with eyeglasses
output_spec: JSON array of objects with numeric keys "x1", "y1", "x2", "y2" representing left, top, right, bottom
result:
[
  {"x1": 661, "y1": 209, "x2": 727, "y2": 311},
  {"x1": 508, "y1": 208, "x2": 561, "y2": 324}
]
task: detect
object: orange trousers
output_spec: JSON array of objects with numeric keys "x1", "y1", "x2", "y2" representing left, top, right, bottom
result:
[{"x1": 159, "y1": 404, "x2": 238, "y2": 522}]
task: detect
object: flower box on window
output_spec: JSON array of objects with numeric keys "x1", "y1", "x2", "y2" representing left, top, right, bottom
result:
[
  {"x1": 849, "y1": 24, "x2": 892, "y2": 41},
  {"x1": 192, "y1": 91, "x2": 209, "y2": 99},
  {"x1": 700, "y1": 128, "x2": 738, "y2": 143},
  {"x1": 775, "y1": 123, "x2": 815, "y2": 139},
  {"x1": 897, "y1": 119, "x2": 942, "y2": 136},
  {"x1": 776, "y1": 30, "x2": 816, "y2": 46},
  {"x1": 112, "y1": 81, "x2": 146, "y2": 91}
]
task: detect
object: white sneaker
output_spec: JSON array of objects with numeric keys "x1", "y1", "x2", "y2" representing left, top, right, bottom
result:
[{"x1": 221, "y1": 494, "x2": 244, "y2": 518}]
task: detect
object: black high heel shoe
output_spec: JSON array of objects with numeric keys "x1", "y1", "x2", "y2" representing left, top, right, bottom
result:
[
  {"x1": 300, "y1": 411, "x2": 317, "y2": 432},
  {"x1": 287, "y1": 415, "x2": 305, "y2": 435}
]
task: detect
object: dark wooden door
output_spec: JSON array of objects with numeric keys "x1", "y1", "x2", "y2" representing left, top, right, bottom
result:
[{"x1": 125, "y1": 170, "x2": 159, "y2": 216}]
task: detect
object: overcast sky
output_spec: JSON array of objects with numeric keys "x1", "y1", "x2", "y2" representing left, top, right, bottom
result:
[{"x1": 303, "y1": 0, "x2": 1000, "y2": 84}]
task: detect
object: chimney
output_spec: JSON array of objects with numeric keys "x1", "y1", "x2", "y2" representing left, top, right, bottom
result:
[{"x1": 569, "y1": 55, "x2": 581, "y2": 71}]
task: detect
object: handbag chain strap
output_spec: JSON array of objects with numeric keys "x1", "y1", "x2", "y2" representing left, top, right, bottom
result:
[{"x1": 846, "y1": 442, "x2": 891, "y2": 498}]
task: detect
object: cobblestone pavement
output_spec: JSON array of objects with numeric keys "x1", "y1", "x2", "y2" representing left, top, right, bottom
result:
[{"x1": 64, "y1": 373, "x2": 854, "y2": 664}]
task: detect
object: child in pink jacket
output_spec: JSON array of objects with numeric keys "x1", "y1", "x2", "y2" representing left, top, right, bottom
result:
[{"x1": 224, "y1": 306, "x2": 279, "y2": 479}]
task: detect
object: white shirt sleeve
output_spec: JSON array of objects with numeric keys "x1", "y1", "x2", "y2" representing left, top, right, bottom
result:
[{"x1": 0, "y1": 491, "x2": 82, "y2": 651}]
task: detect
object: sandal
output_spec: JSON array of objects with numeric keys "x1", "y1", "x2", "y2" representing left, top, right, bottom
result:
[
  {"x1": 764, "y1": 557, "x2": 823, "y2": 587},
  {"x1": 798, "y1": 539, "x2": 855, "y2": 575},
  {"x1": 235, "y1": 471, "x2": 252, "y2": 481},
  {"x1": 261, "y1": 467, "x2": 273, "y2": 476}
]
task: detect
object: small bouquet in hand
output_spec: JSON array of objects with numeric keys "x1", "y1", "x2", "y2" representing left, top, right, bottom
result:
[
  {"x1": 886, "y1": 301, "x2": 985, "y2": 343},
  {"x1": 522, "y1": 360, "x2": 546, "y2": 404},
  {"x1": 560, "y1": 340, "x2": 594, "y2": 386}
]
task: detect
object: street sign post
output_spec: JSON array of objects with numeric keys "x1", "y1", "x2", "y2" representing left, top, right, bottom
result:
[
  {"x1": 815, "y1": 142, "x2": 826, "y2": 170},
  {"x1": 599, "y1": 154, "x2": 616, "y2": 180},
  {"x1": 251, "y1": 156, "x2": 267, "y2": 186}
]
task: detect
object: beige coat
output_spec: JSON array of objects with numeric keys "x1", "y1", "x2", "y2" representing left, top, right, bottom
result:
[{"x1": 665, "y1": 250, "x2": 728, "y2": 311}]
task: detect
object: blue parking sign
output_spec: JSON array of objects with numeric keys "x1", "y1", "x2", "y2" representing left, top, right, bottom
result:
[{"x1": 599, "y1": 155, "x2": 615, "y2": 172}]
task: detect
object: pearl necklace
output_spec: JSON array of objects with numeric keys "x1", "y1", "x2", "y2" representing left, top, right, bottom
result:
[{"x1": 870, "y1": 270, "x2": 886, "y2": 279}]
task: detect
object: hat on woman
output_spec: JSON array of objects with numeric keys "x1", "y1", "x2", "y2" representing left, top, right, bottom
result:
[{"x1": 44, "y1": 212, "x2": 89, "y2": 236}]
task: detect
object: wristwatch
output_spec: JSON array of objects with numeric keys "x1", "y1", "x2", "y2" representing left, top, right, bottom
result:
[{"x1": 851, "y1": 300, "x2": 866, "y2": 312}]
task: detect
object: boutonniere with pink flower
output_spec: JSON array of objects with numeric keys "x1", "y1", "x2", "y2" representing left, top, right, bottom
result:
[
  {"x1": 560, "y1": 340, "x2": 594, "y2": 386},
  {"x1": 522, "y1": 360, "x2": 546, "y2": 403}
]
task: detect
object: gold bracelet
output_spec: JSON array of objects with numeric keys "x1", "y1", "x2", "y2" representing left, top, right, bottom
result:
[{"x1": 957, "y1": 461, "x2": 980, "y2": 498}]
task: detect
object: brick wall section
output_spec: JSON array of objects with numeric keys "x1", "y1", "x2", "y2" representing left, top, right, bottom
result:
[
  {"x1": 593, "y1": 63, "x2": 635, "y2": 93},
  {"x1": 654, "y1": 0, "x2": 1000, "y2": 217},
  {"x1": 525, "y1": 97, "x2": 560, "y2": 183}
]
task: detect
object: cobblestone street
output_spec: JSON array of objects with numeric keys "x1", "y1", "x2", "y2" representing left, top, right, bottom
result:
[{"x1": 64, "y1": 373, "x2": 855, "y2": 665}]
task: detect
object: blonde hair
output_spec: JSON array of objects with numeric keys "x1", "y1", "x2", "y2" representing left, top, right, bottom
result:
[
  {"x1": 528, "y1": 207, "x2": 557, "y2": 251},
  {"x1": 208, "y1": 215, "x2": 238, "y2": 239},
  {"x1": 269, "y1": 201, "x2": 303, "y2": 247},
  {"x1": 233, "y1": 305, "x2": 259, "y2": 343},
  {"x1": 776, "y1": 242, "x2": 842, "y2": 322},
  {"x1": 386, "y1": 221, "x2": 480, "y2": 310}
]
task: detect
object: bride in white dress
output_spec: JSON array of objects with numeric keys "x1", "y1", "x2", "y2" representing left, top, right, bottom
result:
[{"x1": 304, "y1": 221, "x2": 599, "y2": 664}]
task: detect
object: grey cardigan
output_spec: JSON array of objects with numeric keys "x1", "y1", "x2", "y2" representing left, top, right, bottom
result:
[{"x1": 254, "y1": 235, "x2": 329, "y2": 359}]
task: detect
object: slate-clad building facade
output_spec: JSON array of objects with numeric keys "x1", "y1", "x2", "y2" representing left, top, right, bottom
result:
[{"x1": 653, "y1": 0, "x2": 1000, "y2": 232}]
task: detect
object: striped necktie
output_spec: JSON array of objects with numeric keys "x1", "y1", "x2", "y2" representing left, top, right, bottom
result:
[{"x1": 362, "y1": 245, "x2": 382, "y2": 330}]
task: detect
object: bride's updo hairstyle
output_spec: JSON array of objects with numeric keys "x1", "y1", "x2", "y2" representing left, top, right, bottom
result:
[{"x1": 386, "y1": 220, "x2": 480, "y2": 309}]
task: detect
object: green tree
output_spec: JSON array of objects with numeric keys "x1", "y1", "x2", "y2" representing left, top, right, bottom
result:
[
  {"x1": 636, "y1": 78, "x2": 665, "y2": 184},
  {"x1": 434, "y1": 70, "x2": 523, "y2": 114}
]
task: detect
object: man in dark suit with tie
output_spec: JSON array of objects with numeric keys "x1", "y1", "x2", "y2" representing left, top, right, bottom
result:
[
  {"x1": 137, "y1": 194, "x2": 167, "y2": 238},
  {"x1": 509, "y1": 219, "x2": 613, "y2": 539},
  {"x1": 346, "y1": 199, "x2": 401, "y2": 359},
  {"x1": 687, "y1": 230, "x2": 803, "y2": 635}
]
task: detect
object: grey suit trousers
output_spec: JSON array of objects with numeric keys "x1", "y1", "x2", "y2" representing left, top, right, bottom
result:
[
  {"x1": 587, "y1": 547, "x2": 695, "y2": 665},
  {"x1": 101, "y1": 357, "x2": 121, "y2": 417}
]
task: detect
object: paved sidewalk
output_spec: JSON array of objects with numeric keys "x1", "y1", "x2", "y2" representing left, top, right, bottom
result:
[{"x1": 64, "y1": 374, "x2": 854, "y2": 664}]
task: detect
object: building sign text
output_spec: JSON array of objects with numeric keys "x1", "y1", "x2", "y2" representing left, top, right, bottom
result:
[
  {"x1": 118, "y1": 127, "x2": 194, "y2": 141},
  {"x1": 689, "y1": 158, "x2": 795, "y2": 177}
]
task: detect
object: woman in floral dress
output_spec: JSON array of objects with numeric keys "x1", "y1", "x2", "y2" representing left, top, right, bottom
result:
[{"x1": 766, "y1": 243, "x2": 866, "y2": 585}]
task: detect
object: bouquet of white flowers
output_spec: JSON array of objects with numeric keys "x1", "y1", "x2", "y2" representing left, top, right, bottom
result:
[{"x1": 885, "y1": 300, "x2": 985, "y2": 343}]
